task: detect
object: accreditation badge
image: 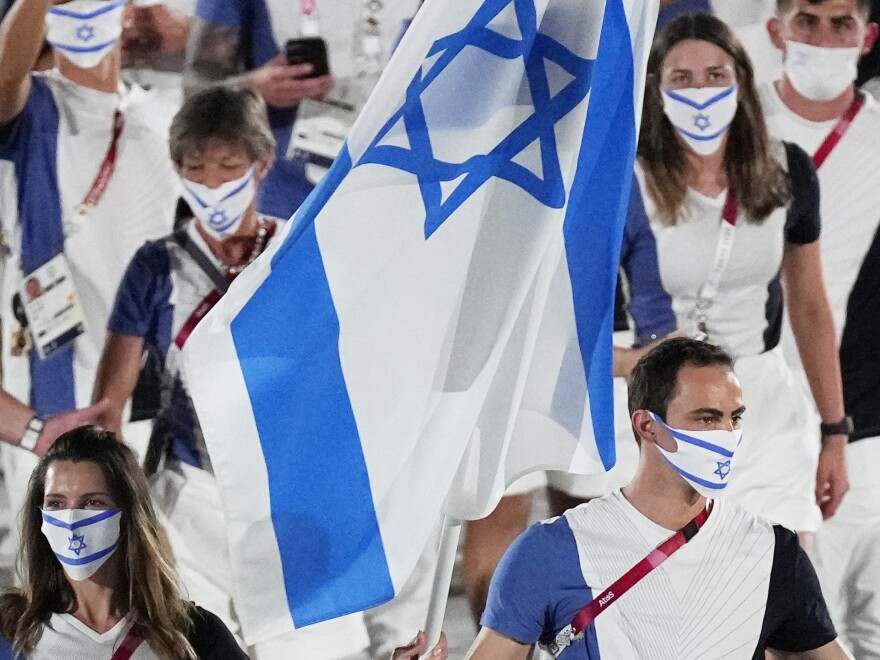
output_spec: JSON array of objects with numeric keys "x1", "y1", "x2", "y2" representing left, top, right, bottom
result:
[
  {"x1": 19, "y1": 254, "x2": 86, "y2": 359},
  {"x1": 289, "y1": 76, "x2": 371, "y2": 170}
]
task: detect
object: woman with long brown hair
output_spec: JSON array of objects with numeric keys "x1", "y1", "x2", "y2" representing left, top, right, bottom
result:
[
  {"x1": 0, "y1": 425, "x2": 246, "y2": 658},
  {"x1": 615, "y1": 13, "x2": 849, "y2": 544}
]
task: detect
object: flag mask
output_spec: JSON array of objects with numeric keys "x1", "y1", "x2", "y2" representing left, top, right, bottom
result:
[
  {"x1": 40, "y1": 509, "x2": 122, "y2": 581},
  {"x1": 662, "y1": 84, "x2": 738, "y2": 155},
  {"x1": 650, "y1": 412, "x2": 742, "y2": 497},
  {"x1": 46, "y1": 0, "x2": 125, "y2": 70},
  {"x1": 784, "y1": 41, "x2": 860, "y2": 101},
  {"x1": 179, "y1": 168, "x2": 257, "y2": 241}
]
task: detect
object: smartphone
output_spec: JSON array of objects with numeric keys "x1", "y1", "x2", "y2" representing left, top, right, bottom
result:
[{"x1": 285, "y1": 37, "x2": 330, "y2": 77}]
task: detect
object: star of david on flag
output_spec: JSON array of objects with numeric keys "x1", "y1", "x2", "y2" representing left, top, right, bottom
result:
[
  {"x1": 693, "y1": 112, "x2": 711, "y2": 131},
  {"x1": 714, "y1": 460, "x2": 731, "y2": 480},
  {"x1": 358, "y1": 2, "x2": 593, "y2": 238},
  {"x1": 183, "y1": 0, "x2": 659, "y2": 643}
]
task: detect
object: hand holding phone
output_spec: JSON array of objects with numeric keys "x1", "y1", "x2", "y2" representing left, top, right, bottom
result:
[{"x1": 285, "y1": 37, "x2": 330, "y2": 77}]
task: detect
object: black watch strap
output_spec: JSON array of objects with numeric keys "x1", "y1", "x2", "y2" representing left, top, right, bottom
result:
[{"x1": 820, "y1": 416, "x2": 853, "y2": 438}]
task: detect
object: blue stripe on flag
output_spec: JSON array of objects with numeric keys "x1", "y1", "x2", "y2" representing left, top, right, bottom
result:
[
  {"x1": 562, "y1": 0, "x2": 636, "y2": 470},
  {"x1": 231, "y1": 148, "x2": 394, "y2": 626}
]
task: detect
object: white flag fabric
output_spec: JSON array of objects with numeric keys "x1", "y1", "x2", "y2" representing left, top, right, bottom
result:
[{"x1": 183, "y1": 0, "x2": 658, "y2": 643}]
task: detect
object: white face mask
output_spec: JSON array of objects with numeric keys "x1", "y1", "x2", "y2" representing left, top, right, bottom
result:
[
  {"x1": 784, "y1": 41, "x2": 860, "y2": 101},
  {"x1": 41, "y1": 509, "x2": 122, "y2": 581},
  {"x1": 179, "y1": 167, "x2": 257, "y2": 241},
  {"x1": 650, "y1": 412, "x2": 743, "y2": 498},
  {"x1": 661, "y1": 84, "x2": 739, "y2": 155},
  {"x1": 45, "y1": 0, "x2": 125, "y2": 70}
]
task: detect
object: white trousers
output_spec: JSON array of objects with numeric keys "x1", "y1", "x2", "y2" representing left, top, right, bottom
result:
[
  {"x1": 153, "y1": 461, "x2": 440, "y2": 660},
  {"x1": 813, "y1": 437, "x2": 880, "y2": 659}
]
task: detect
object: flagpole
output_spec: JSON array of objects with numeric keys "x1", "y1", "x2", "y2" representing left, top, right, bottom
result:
[{"x1": 421, "y1": 515, "x2": 461, "y2": 658}]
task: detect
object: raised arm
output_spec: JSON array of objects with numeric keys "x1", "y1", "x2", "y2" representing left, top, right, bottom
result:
[
  {"x1": 0, "y1": 0, "x2": 52, "y2": 123},
  {"x1": 91, "y1": 332, "x2": 146, "y2": 435},
  {"x1": 782, "y1": 240, "x2": 849, "y2": 519}
]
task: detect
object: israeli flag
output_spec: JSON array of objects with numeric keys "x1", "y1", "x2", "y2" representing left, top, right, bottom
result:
[{"x1": 183, "y1": 0, "x2": 658, "y2": 643}]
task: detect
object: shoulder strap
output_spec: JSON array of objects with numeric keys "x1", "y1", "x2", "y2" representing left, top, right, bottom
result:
[
  {"x1": 170, "y1": 227, "x2": 230, "y2": 294},
  {"x1": 110, "y1": 624, "x2": 144, "y2": 660},
  {"x1": 543, "y1": 503, "x2": 713, "y2": 658}
]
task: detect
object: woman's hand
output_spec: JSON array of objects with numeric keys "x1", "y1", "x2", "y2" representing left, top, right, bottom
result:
[{"x1": 392, "y1": 631, "x2": 448, "y2": 659}]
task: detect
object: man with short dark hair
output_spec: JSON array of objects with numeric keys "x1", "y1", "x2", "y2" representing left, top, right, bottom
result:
[
  {"x1": 465, "y1": 338, "x2": 851, "y2": 659},
  {"x1": 762, "y1": 1, "x2": 880, "y2": 654}
]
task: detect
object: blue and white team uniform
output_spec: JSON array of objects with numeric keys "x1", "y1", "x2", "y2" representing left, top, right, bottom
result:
[
  {"x1": 619, "y1": 142, "x2": 823, "y2": 533},
  {"x1": 0, "y1": 69, "x2": 175, "y2": 555},
  {"x1": 761, "y1": 83, "x2": 880, "y2": 656},
  {"x1": 483, "y1": 492, "x2": 838, "y2": 658}
]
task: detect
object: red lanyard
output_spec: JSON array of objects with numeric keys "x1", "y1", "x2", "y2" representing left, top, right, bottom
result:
[
  {"x1": 175, "y1": 287, "x2": 226, "y2": 349},
  {"x1": 812, "y1": 92, "x2": 864, "y2": 169},
  {"x1": 77, "y1": 109, "x2": 124, "y2": 214},
  {"x1": 174, "y1": 222, "x2": 276, "y2": 349},
  {"x1": 554, "y1": 503, "x2": 712, "y2": 653},
  {"x1": 110, "y1": 624, "x2": 144, "y2": 660}
]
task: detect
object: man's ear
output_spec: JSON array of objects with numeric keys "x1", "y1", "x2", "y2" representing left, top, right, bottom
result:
[
  {"x1": 767, "y1": 17, "x2": 786, "y2": 52},
  {"x1": 631, "y1": 410, "x2": 656, "y2": 447},
  {"x1": 863, "y1": 22, "x2": 879, "y2": 57}
]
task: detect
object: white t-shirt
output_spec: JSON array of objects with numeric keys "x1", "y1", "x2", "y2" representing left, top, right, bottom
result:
[
  {"x1": 0, "y1": 69, "x2": 176, "y2": 412},
  {"x1": 626, "y1": 145, "x2": 820, "y2": 358},
  {"x1": 30, "y1": 614, "x2": 158, "y2": 660}
]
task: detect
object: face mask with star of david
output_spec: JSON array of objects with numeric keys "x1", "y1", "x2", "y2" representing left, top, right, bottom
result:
[
  {"x1": 45, "y1": 0, "x2": 126, "y2": 70},
  {"x1": 178, "y1": 167, "x2": 257, "y2": 241},
  {"x1": 661, "y1": 84, "x2": 739, "y2": 156},
  {"x1": 649, "y1": 412, "x2": 743, "y2": 498},
  {"x1": 40, "y1": 508, "x2": 122, "y2": 581}
]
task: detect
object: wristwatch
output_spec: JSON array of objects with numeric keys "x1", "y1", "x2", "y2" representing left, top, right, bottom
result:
[
  {"x1": 19, "y1": 416, "x2": 44, "y2": 452},
  {"x1": 820, "y1": 416, "x2": 853, "y2": 439}
]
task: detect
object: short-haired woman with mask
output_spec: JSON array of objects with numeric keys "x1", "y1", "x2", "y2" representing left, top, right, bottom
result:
[
  {"x1": 615, "y1": 13, "x2": 849, "y2": 545},
  {"x1": 0, "y1": 426, "x2": 245, "y2": 658}
]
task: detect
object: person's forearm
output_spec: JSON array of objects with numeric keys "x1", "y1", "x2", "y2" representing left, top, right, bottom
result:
[
  {"x1": 788, "y1": 299, "x2": 845, "y2": 427},
  {"x1": 0, "y1": 0, "x2": 51, "y2": 121},
  {"x1": 91, "y1": 333, "x2": 145, "y2": 434},
  {"x1": 0, "y1": 389, "x2": 35, "y2": 447}
]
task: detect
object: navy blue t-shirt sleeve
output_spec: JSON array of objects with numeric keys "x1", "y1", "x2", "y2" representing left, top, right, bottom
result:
[
  {"x1": 0, "y1": 75, "x2": 55, "y2": 156},
  {"x1": 764, "y1": 526, "x2": 837, "y2": 653},
  {"x1": 107, "y1": 241, "x2": 171, "y2": 340},
  {"x1": 481, "y1": 516, "x2": 591, "y2": 647},
  {"x1": 0, "y1": 635, "x2": 13, "y2": 660},
  {"x1": 620, "y1": 177, "x2": 677, "y2": 346},
  {"x1": 194, "y1": 0, "x2": 245, "y2": 27},
  {"x1": 783, "y1": 141, "x2": 821, "y2": 246},
  {"x1": 189, "y1": 605, "x2": 249, "y2": 659}
]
